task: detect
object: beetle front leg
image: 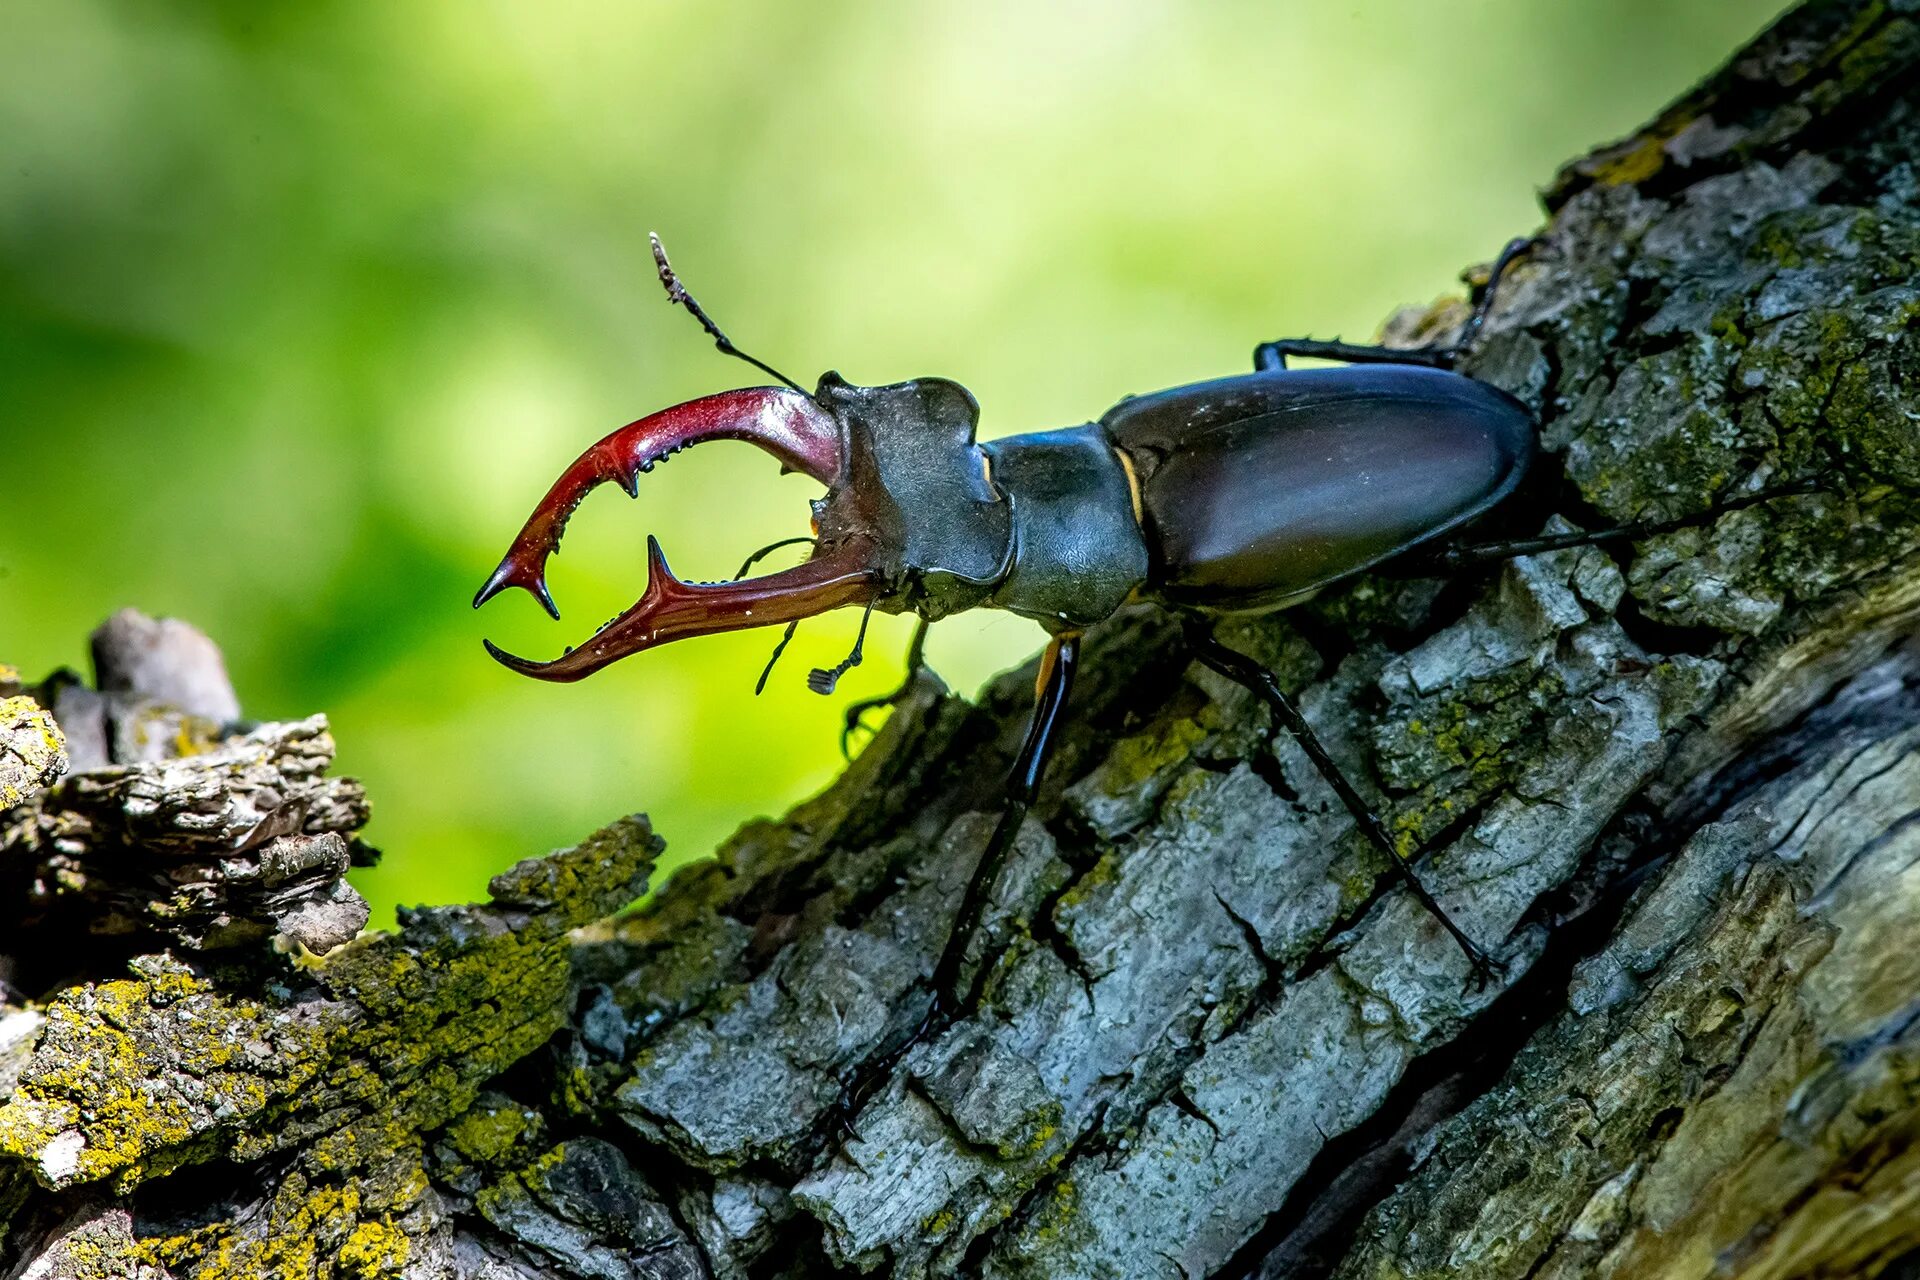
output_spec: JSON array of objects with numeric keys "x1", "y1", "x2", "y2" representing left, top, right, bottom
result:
[
  {"x1": 827, "y1": 632, "x2": 1081, "y2": 1137},
  {"x1": 1188, "y1": 628, "x2": 1501, "y2": 985},
  {"x1": 929, "y1": 630, "x2": 1081, "y2": 1011},
  {"x1": 839, "y1": 617, "x2": 933, "y2": 757},
  {"x1": 1254, "y1": 236, "x2": 1534, "y2": 373},
  {"x1": 1254, "y1": 336, "x2": 1462, "y2": 372}
]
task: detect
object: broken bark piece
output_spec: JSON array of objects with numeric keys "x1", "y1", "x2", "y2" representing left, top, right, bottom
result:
[
  {"x1": 1319, "y1": 647, "x2": 1920, "y2": 1280},
  {"x1": 3, "y1": 714, "x2": 374, "y2": 957},
  {"x1": 0, "y1": 699, "x2": 65, "y2": 812},
  {"x1": 0, "y1": 813, "x2": 658, "y2": 1267},
  {"x1": 4, "y1": 614, "x2": 382, "y2": 967},
  {"x1": 469, "y1": 1138, "x2": 707, "y2": 1279},
  {"x1": 90, "y1": 608, "x2": 242, "y2": 727}
]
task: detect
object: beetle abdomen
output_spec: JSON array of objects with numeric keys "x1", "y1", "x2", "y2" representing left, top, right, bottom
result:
[{"x1": 1106, "y1": 365, "x2": 1533, "y2": 612}]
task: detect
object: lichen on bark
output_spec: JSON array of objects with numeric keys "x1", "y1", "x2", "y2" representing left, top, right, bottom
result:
[{"x1": 7, "y1": 1, "x2": 1920, "y2": 1276}]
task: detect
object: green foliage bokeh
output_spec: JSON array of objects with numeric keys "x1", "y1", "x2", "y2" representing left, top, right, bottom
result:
[{"x1": 0, "y1": 1, "x2": 1783, "y2": 925}]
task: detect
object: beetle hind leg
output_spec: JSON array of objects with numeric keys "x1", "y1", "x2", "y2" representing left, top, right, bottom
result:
[
  {"x1": 1425, "y1": 480, "x2": 1818, "y2": 573},
  {"x1": 1254, "y1": 236, "x2": 1534, "y2": 373},
  {"x1": 1188, "y1": 627, "x2": 1502, "y2": 986}
]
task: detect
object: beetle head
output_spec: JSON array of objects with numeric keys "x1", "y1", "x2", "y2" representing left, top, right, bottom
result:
[{"x1": 474, "y1": 375, "x2": 1012, "y2": 681}]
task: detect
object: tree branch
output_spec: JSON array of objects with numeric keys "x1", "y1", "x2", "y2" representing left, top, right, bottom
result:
[{"x1": 5, "y1": 1, "x2": 1920, "y2": 1275}]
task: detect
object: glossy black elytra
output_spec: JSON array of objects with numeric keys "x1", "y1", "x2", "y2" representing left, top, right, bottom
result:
[{"x1": 474, "y1": 236, "x2": 1798, "y2": 1043}]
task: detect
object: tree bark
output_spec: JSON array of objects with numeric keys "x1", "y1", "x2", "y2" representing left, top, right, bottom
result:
[{"x1": 7, "y1": 1, "x2": 1920, "y2": 1275}]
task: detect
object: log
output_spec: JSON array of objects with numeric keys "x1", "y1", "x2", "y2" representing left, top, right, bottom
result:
[{"x1": 5, "y1": 1, "x2": 1920, "y2": 1274}]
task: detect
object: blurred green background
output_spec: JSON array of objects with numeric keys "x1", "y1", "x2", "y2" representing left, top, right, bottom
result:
[{"x1": 0, "y1": 1, "x2": 1784, "y2": 925}]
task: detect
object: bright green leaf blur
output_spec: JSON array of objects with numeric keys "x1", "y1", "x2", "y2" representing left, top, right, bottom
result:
[{"x1": 0, "y1": 1, "x2": 1784, "y2": 925}]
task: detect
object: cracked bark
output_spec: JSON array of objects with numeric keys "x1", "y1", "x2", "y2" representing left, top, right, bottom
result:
[{"x1": 7, "y1": 1, "x2": 1920, "y2": 1275}]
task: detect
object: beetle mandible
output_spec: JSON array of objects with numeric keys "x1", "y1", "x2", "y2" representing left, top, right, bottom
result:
[{"x1": 475, "y1": 236, "x2": 1793, "y2": 1011}]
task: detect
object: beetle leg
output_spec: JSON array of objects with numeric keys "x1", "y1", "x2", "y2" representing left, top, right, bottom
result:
[
  {"x1": 807, "y1": 598, "x2": 878, "y2": 694},
  {"x1": 754, "y1": 621, "x2": 801, "y2": 696},
  {"x1": 1254, "y1": 236, "x2": 1534, "y2": 373},
  {"x1": 928, "y1": 630, "x2": 1081, "y2": 1010},
  {"x1": 826, "y1": 631, "x2": 1080, "y2": 1139},
  {"x1": 734, "y1": 536, "x2": 816, "y2": 581},
  {"x1": 1427, "y1": 480, "x2": 1817, "y2": 572},
  {"x1": 839, "y1": 617, "x2": 933, "y2": 758},
  {"x1": 1254, "y1": 336, "x2": 1459, "y2": 372},
  {"x1": 1188, "y1": 628, "x2": 1501, "y2": 985}
]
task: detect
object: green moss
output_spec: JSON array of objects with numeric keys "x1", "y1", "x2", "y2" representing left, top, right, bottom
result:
[
  {"x1": 444, "y1": 1099, "x2": 543, "y2": 1167},
  {"x1": 1751, "y1": 220, "x2": 1807, "y2": 268},
  {"x1": 1094, "y1": 718, "x2": 1207, "y2": 796},
  {"x1": 136, "y1": 1162, "x2": 428, "y2": 1278},
  {"x1": 0, "y1": 819, "x2": 657, "y2": 1199},
  {"x1": 1587, "y1": 114, "x2": 1692, "y2": 191},
  {"x1": 1054, "y1": 850, "x2": 1121, "y2": 913},
  {"x1": 1019, "y1": 1175, "x2": 1090, "y2": 1252},
  {"x1": 1377, "y1": 666, "x2": 1557, "y2": 794},
  {"x1": 472, "y1": 1140, "x2": 573, "y2": 1227}
]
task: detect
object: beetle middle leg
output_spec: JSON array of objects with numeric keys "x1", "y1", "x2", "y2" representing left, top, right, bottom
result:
[
  {"x1": 1254, "y1": 235, "x2": 1534, "y2": 373},
  {"x1": 1187, "y1": 626, "x2": 1499, "y2": 982}
]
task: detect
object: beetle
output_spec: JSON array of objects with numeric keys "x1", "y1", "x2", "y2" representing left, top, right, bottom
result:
[{"x1": 475, "y1": 236, "x2": 1794, "y2": 1013}]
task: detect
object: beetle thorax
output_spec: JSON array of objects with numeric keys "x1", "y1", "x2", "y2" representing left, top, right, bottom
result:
[{"x1": 812, "y1": 373, "x2": 1013, "y2": 620}]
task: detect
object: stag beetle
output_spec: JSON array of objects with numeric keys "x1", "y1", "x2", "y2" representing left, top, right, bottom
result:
[{"x1": 476, "y1": 237, "x2": 1798, "y2": 1009}]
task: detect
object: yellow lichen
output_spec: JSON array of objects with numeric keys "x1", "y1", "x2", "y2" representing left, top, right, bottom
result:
[
  {"x1": 445, "y1": 1102, "x2": 540, "y2": 1166},
  {"x1": 1, "y1": 695, "x2": 67, "y2": 807},
  {"x1": 336, "y1": 1219, "x2": 410, "y2": 1277},
  {"x1": 1586, "y1": 113, "x2": 1693, "y2": 189}
]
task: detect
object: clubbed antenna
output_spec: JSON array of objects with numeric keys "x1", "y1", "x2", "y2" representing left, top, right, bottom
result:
[
  {"x1": 651, "y1": 232, "x2": 808, "y2": 394},
  {"x1": 807, "y1": 599, "x2": 877, "y2": 695},
  {"x1": 755, "y1": 620, "x2": 800, "y2": 695}
]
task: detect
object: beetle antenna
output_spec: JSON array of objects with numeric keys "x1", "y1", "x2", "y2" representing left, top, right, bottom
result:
[
  {"x1": 651, "y1": 233, "x2": 809, "y2": 395},
  {"x1": 735, "y1": 538, "x2": 817, "y2": 695},
  {"x1": 754, "y1": 620, "x2": 800, "y2": 696},
  {"x1": 734, "y1": 535, "x2": 815, "y2": 581},
  {"x1": 807, "y1": 599, "x2": 877, "y2": 695}
]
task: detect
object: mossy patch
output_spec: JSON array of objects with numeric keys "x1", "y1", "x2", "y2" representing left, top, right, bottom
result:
[{"x1": 0, "y1": 817, "x2": 659, "y2": 1196}]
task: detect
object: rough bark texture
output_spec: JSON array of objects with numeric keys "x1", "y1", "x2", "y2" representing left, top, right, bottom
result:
[{"x1": 7, "y1": 1, "x2": 1920, "y2": 1275}]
